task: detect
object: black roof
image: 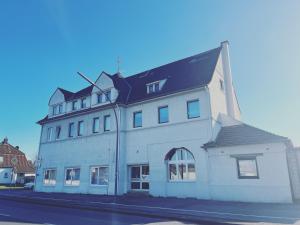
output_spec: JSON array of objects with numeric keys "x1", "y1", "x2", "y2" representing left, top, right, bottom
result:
[
  {"x1": 203, "y1": 124, "x2": 288, "y2": 148},
  {"x1": 38, "y1": 46, "x2": 221, "y2": 124}
]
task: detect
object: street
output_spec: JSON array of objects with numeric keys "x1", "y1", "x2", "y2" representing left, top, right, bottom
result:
[{"x1": 0, "y1": 199, "x2": 199, "y2": 225}]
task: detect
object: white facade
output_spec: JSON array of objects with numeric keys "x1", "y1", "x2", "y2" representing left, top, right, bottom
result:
[{"x1": 35, "y1": 42, "x2": 293, "y2": 203}]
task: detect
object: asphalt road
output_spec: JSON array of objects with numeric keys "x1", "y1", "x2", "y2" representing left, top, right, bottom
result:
[{"x1": 0, "y1": 199, "x2": 199, "y2": 225}]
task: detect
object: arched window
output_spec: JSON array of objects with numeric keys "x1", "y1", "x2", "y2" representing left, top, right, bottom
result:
[{"x1": 165, "y1": 148, "x2": 196, "y2": 181}]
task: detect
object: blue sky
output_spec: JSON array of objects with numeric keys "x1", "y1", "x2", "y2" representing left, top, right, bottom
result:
[{"x1": 0, "y1": 1, "x2": 299, "y2": 159}]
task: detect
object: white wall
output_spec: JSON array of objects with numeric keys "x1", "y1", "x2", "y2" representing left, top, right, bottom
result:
[{"x1": 207, "y1": 142, "x2": 293, "y2": 203}]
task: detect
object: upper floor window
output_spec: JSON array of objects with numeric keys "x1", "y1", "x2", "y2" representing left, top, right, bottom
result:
[
  {"x1": 72, "y1": 100, "x2": 78, "y2": 111},
  {"x1": 237, "y1": 157, "x2": 259, "y2": 179},
  {"x1": 93, "y1": 117, "x2": 100, "y2": 133},
  {"x1": 133, "y1": 111, "x2": 142, "y2": 128},
  {"x1": 187, "y1": 100, "x2": 200, "y2": 119},
  {"x1": 97, "y1": 93, "x2": 102, "y2": 104},
  {"x1": 81, "y1": 98, "x2": 87, "y2": 108},
  {"x1": 105, "y1": 90, "x2": 111, "y2": 102},
  {"x1": 53, "y1": 104, "x2": 63, "y2": 115},
  {"x1": 65, "y1": 167, "x2": 80, "y2": 186},
  {"x1": 44, "y1": 169, "x2": 56, "y2": 185},
  {"x1": 0, "y1": 156, "x2": 3, "y2": 163},
  {"x1": 104, "y1": 115, "x2": 111, "y2": 132},
  {"x1": 78, "y1": 121, "x2": 84, "y2": 136},
  {"x1": 55, "y1": 126, "x2": 61, "y2": 140},
  {"x1": 166, "y1": 148, "x2": 196, "y2": 181},
  {"x1": 147, "y1": 82, "x2": 160, "y2": 94},
  {"x1": 68, "y1": 122, "x2": 75, "y2": 137},
  {"x1": 158, "y1": 106, "x2": 169, "y2": 124},
  {"x1": 47, "y1": 127, "x2": 53, "y2": 141}
]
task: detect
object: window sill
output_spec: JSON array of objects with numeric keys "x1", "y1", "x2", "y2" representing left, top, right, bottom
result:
[
  {"x1": 90, "y1": 184, "x2": 108, "y2": 187},
  {"x1": 168, "y1": 180, "x2": 196, "y2": 183}
]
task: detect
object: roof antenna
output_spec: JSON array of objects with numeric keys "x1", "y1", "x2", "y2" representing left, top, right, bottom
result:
[{"x1": 117, "y1": 56, "x2": 121, "y2": 74}]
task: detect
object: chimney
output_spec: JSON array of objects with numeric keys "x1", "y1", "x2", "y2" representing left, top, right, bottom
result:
[
  {"x1": 15, "y1": 146, "x2": 19, "y2": 150},
  {"x1": 221, "y1": 41, "x2": 237, "y2": 119},
  {"x1": 2, "y1": 137, "x2": 8, "y2": 144}
]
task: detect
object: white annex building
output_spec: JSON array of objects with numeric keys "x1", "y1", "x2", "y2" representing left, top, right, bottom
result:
[{"x1": 35, "y1": 41, "x2": 299, "y2": 203}]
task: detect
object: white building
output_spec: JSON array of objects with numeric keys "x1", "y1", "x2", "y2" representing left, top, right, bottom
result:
[{"x1": 35, "y1": 41, "x2": 295, "y2": 203}]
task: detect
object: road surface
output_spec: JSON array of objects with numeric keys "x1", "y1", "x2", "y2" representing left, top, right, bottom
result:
[{"x1": 0, "y1": 199, "x2": 199, "y2": 225}]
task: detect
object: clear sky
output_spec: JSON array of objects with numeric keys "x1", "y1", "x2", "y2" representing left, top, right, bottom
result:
[{"x1": 0, "y1": 1, "x2": 300, "y2": 159}]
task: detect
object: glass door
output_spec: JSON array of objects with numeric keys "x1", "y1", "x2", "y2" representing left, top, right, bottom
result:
[{"x1": 130, "y1": 165, "x2": 149, "y2": 191}]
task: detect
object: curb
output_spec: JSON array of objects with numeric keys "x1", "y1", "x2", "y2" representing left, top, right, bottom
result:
[{"x1": 0, "y1": 194, "x2": 232, "y2": 224}]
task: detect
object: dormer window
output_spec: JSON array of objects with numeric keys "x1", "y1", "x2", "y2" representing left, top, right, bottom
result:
[
  {"x1": 81, "y1": 98, "x2": 87, "y2": 108},
  {"x1": 147, "y1": 80, "x2": 165, "y2": 94},
  {"x1": 53, "y1": 104, "x2": 63, "y2": 115},
  {"x1": 97, "y1": 90, "x2": 111, "y2": 104},
  {"x1": 72, "y1": 100, "x2": 78, "y2": 111}
]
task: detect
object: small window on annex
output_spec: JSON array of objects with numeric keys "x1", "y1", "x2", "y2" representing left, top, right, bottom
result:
[
  {"x1": 236, "y1": 157, "x2": 259, "y2": 179},
  {"x1": 165, "y1": 148, "x2": 196, "y2": 181}
]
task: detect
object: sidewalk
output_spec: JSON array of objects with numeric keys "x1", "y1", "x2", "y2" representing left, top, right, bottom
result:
[{"x1": 0, "y1": 189, "x2": 299, "y2": 224}]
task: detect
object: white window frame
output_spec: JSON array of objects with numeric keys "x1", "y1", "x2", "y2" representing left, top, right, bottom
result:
[
  {"x1": 47, "y1": 127, "x2": 53, "y2": 141},
  {"x1": 81, "y1": 97, "x2": 87, "y2": 108},
  {"x1": 104, "y1": 115, "x2": 111, "y2": 132},
  {"x1": 68, "y1": 122, "x2": 75, "y2": 138},
  {"x1": 77, "y1": 121, "x2": 84, "y2": 136},
  {"x1": 93, "y1": 117, "x2": 100, "y2": 133},
  {"x1": 43, "y1": 169, "x2": 56, "y2": 186},
  {"x1": 72, "y1": 100, "x2": 78, "y2": 111},
  {"x1": 55, "y1": 126, "x2": 61, "y2": 140},
  {"x1": 187, "y1": 99, "x2": 200, "y2": 119},
  {"x1": 147, "y1": 81, "x2": 160, "y2": 94},
  {"x1": 90, "y1": 166, "x2": 109, "y2": 186},
  {"x1": 64, "y1": 167, "x2": 80, "y2": 186},
  {"x1": 167, "y1": 148, "x2": 196, "y2": 182}
]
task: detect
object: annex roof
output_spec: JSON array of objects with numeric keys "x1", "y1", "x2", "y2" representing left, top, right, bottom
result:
[{"x1": 203, "y1": 124, "x2": 288, "y2": 149}]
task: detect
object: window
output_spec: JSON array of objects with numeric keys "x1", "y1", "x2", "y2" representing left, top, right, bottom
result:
[
  {"x1": 187, "y1": 100, "x2": 200, "y2": 119},
  {"x1": 47, "y1": 127, "x2": 53, "y2": 141},
  {"x1": 104, "y1": 115, "x2": 111, "y2": 131},
  {"x1": 158, "y1": 106, "x2": 169, "y2": 123},
  {"x1": 166, "y1": 148, "x2": 196, "y2": 181},
  {"x1": 130, "y1": 165, "x2": 149, "y2": 190},
  {"x1": 133, "y1": 111, "x2": 142, "y2": 128},
  {"x1": 93, "y1": 117, "x2": 100, "y2": 133},
  {"x1": 237, "y1": 157, "x2": 259, "y2": 179},
  {"x1": 105, "y1": 90, "x2": 111, "y2": 102},
  {"x1": 72, "y1": 100, "x2": 78, "y2": 111},
  {"x1": 97, "y1": 93, "x2": 103, "y2": 104},
  {"x1": 68, "y1": 122, "x2": 75, "y2": 137},
  {"x1": 0, "y1": 156, "x2": 3, "y2": 163},
  {"x1": 65, "y1": 168, "x2": 80, "y2": 186},
  {"x1": 52, "y1": 105, "x2": 57, "y2": 115},
  {"x1": 53, "y1": 104, "x2": 63, "y2": 115},
  {"x1": 44, "y1": 169, "x2": 56, "y2": 185},
  {"x1": 90, "y1": 166, "x2": 109, "y2": 185},
  {"x1": 4, "y1": 172, "x2": 8, "y2": 179},
  {"x1": 77, "y1": 121, "x2": 84, "y2": 136},
  {"x1": 147, "y1": 82, "x2": 160, "y2": 94},
  {"x1": 81, "y1": 98, "x2": 87, "y2": 108},
  {"x1": 55, "y1": 126, "x2": 61, "y2": 140},
  {"x1": 220, "y1": 79, "x2": 224, "y2": 91}
]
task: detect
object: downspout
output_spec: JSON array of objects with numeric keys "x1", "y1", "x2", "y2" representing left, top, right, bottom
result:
[
  {"x1": 33, "y1": 125, "x2": 43, "y2": 192},
  {"x1": 205, "y1": 85, "x2": 213, "y2": 199}
]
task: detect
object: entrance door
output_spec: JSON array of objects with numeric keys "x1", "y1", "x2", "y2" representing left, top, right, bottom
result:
[{"x1": 130, "y1": 165, "x2": 149, "y2": 191}]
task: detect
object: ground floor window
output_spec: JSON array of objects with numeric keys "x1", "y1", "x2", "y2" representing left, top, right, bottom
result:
[
  {"x1": 166, "y1": 148, "x2": 196, "y2": 181},
  {"x1": 4, "y1": 172, "x2": 8, "y2": 179},
  {"x1": 65, "y1": 168, "x2": 80, "y2": 186},
  {"x1": 130, "y1": 165, "x2": 149, "y2": 191},
  {"x1": 236, "y1": 157, "x2": 259, "y2": 179},
  {"x1": 90, "y1": 166, "x2": 109, "y2": 185},
  {"x1": 44, "y1": 169, "x2": 56, "y2": 185}
]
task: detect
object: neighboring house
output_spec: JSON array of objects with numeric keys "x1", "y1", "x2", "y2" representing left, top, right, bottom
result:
[
  {"x1": 35, "y1": 41, "x2": 295, "y2": 203},
  {"x1": 0, "y1": 138, "x2": 35, "y2": 184}
]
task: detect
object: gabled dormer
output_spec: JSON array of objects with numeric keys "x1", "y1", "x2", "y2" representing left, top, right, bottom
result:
[
  {"x1": 48, "y1": 88, "x2": 70, "y2": 117},
  {"x1": 91, "y1": 72, "x2": 119, "y2": 107}
]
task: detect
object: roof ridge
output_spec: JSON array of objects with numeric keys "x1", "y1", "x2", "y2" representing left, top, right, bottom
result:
[{"x1": 124, "y1": 47, "x2": 222, "y2": 80}]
